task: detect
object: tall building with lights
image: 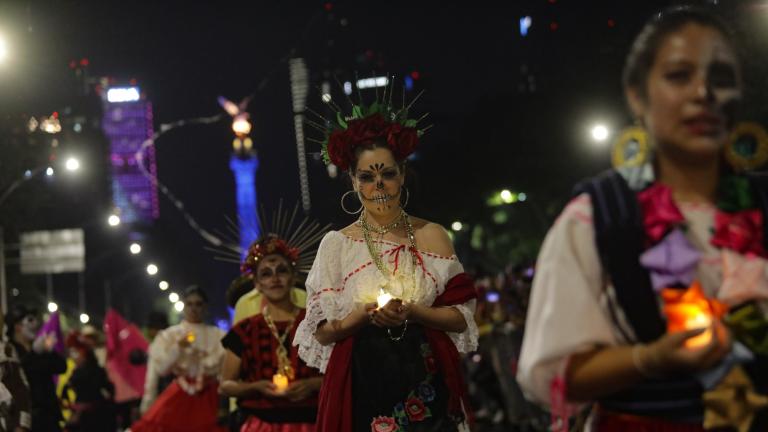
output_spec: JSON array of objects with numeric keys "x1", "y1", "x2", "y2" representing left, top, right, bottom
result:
[{"x1": 100, "y1": 84, "x2": 159, "y2": 225}]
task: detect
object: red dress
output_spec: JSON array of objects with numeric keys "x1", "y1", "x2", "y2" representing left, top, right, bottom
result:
[
  {"x1": 131, "y1": 322, "x2": 227, "y2": 432},
  {"x1": 223, "y1": 310, "x2": 320, "y2": 432}
]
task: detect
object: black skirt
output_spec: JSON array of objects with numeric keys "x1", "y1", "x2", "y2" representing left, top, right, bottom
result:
[{"x1": 351, "y1": 323, "x2": 460, "y2": 432}]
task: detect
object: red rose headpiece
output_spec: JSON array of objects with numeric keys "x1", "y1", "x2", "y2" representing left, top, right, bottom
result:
[{"x1": 314, "y1": 81, "x2": 429, "y2": 171}]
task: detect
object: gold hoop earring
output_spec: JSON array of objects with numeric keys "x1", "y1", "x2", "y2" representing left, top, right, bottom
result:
[
  {"x1": 340, "y1": 190, "x2": 363, "y2": 215},
  {"x1": 612, "y1": 125, "x2": 650, "y2": 169},
  {"x1": 724, "y1": 122, "x2": 768, "y2": 172}
]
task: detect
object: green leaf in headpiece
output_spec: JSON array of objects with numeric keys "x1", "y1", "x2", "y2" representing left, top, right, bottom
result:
[
  {"x1": 336, "y1": 112, "x2": 347, "y2": 129},
  {"x1": 717, "y1": 175, "x2": 754, "y2": 212},
  {"x1": 404, "y1": 119, "x2": 418, "y2": 128},
  {"x1": 351, "y1": 105, "x2": 363, "y2": 119},
  {"x1": 367, "y1": 102, "x2": 382, "y2": 115}
]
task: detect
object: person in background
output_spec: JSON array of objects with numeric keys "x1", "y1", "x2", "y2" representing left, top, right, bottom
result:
[
  {"x1": 221, "y1": 235, "x2": 323, "y2": 431},
  {"x1": 63, "y1": 331, "x2": 116, "y2": 432},
  {"x1": 132, "y1": 287, "x2": 227, "y2": 432},
  {"x1": 0, "y1": 307, "x2": 32, "y2": 432},
  {"x1": 6, "y1": 304, "x2": 66, "y2": 432}
]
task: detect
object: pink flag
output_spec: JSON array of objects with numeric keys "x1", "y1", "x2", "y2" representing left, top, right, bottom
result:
[{"x1": 104, "y1": 309, "x2": 148, "y2": 403}]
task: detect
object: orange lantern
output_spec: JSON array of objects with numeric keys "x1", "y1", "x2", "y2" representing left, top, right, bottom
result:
[{"x1": 661, "y1": 281, "x2": 728, "y2": 349}]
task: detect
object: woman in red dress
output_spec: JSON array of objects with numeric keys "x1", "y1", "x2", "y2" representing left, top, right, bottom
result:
[{"x1": 221, "y1": 234, "x2": 322, "y2": 432}]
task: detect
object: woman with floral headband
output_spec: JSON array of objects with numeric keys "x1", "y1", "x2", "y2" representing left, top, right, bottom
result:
[
  {"x1": 518, "y1": 5, "x2": 768, "y2": 431},
  {"x1": 293, "y1": 89, "x2": 479, "y2": 432},
  {"x1": 221, "y1": 234, "x2": 324, "y2": 432}
]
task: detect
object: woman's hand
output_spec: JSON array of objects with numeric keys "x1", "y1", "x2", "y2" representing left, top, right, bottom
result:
[
  {"x1": 371, "y1": 300, "x2": 410, "y2": 328},
  {"x1": 251, "y1": 380, "x2": 284, "y2": 398},
  {"x1": 640, "y1": 320, "x2": 732, "y2": 375},
  {"x1": 283, "y1": 377, "x2": 322, "y2": 402}
]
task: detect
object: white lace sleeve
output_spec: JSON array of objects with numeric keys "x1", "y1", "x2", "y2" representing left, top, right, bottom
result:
[
  {"x1": 438, "y1": 259, "x2": 479, "y2": 354},
  {"x1": 448, "y1": 299, "x2": 479, "y2": 354},
  {"x1": 294, "y1": 232, "x2": 344, "y2": 372},
  {"x1": 149, "y1": 327, "x2": 181, "y2": 377}
]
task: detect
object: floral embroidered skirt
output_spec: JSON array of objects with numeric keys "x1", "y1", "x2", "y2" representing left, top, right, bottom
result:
[{"x1": 351, "y1": 324, "x2": 458, "y2": 432}]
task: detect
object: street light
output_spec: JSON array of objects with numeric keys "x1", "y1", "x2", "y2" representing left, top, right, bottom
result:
[
  {"x1": 79, "y1": 313, "x2": 90, "y2": 324},
  {"x1": 64, "y1": 157, "x2": 80, "y2": 172},
  {"x1": 451, "y1": 221, "x2": 463, "y2": 232},
  {"x1": 129, "y1": 243, "x2": 141, "y2": 255},
  {"x1": 0, "y1": 35, "x2": 7, "y2": 63},
  {"x1": 168, "y1": 292, "x2": 179, "y2": 303},
  {"x1": 591, "y1": 124, "x2": 610, "y2": 143},
  {"x1": 159, "y1": 280, "x2": 169, "y2": 291},
  {"x1": 174, "y1": 301, "x2": 184, "y2": 312},
  {"x1": 107, "y1": 214, "x2": 121, "y2": 227},
  {"x1": 146, "y1": 264, "x2": 158, "y2": 276},
  {"x1": 47, "y1": 302, "x2": 58, "y2": 313},
  {"x1": 45, "y1": 167, "x2": 54, "y2": 177}
]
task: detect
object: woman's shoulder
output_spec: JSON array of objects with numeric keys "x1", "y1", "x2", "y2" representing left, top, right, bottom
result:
[
  {"x1": 338, "y1": 222, "x2": 361, "y2": 238},
  {"x1": 409, "y1": 216, "x2": 455, "y2": 257}
]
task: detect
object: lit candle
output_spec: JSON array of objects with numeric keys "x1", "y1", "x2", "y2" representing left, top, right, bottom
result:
[
  {"x1": 377, "y1": 289, "x2": 393, "y2": 309},
  {"x1": 662, "y1": 281, "x2": 726, "y2": 350},
  {"x1": 186, "y1": 331, "x2": 196, "y2": 343},
  {"x1": 272, "y1": 373, "x2": 289, "y2": 392},
  {"x1": 683, "y1": 311, "x2": 712, "y2": 348}
]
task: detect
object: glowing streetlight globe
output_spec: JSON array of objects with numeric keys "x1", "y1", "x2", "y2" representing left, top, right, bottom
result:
[
  {"x1": 591, "y1": 124, "x2": 610, "y2": 142},
  {"x1": 174, "y1": 301, "x2": 185, "y2": 312},
  {"x1": 0, "y1": 36, "x2": 7, "y2": 63},
  {"x1": 47, "y1": 302, "x2": 58, "y2": 313},
  {"x1": 65, "y1": 157, "x2": 80, "y2": 172},
  {"x1": 146, "y1": 264, "x2": 159, "y2": 276},
  {"x1": 80, "y1": 313, "x2": 90, "y2": 324},
  {"x1": 129, "y1": 243, "x2": 142, "y2": 254},
  {"x1": 159, "y1": 281, "x2": 169, "y2": 291},
  {"x1": 451, "y1": 221, "x2": 463, "y2": 232},
  {"x1": 46, "y1": 167, "x2": 54, "y2": 176},
  {"x1": 108, "y1": 214, "x2": 121, "y2": 227},
  {"x1": 169, "y1": 292, "x2": 180, "y2": 303}
]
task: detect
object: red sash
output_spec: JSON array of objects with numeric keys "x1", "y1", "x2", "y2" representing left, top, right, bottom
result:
[{"x1": 316, "y1": 272, "x2": 477, "y2": 432}]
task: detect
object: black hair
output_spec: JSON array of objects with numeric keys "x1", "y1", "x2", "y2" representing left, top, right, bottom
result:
[
  {"x1": 623, "y1": 5, "x2": 738, "y2": 99},
  {"x1": 146, "y1": 311, "x2": 169, "y2": 330},
  {"x1": 5, "y1": 304, "x2": 36, "y2": 339},
  {"x1": 182, "y1": 286, "x2": 209, "y2": 304},
  {"x1": 225, "y1": 275, "x2": 254, "y2": 309}
]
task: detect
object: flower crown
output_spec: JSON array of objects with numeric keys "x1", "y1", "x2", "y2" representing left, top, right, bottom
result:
[
  {"x1": 241, "y1": 234, "x2": 301, "y2": 276},
  {"x1": 310, "y1": 81, "x2": 431, "y2": 171}
]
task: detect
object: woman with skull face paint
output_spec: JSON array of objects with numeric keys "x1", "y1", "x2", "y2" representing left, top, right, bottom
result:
[
  {"x1": 518, "y1": 6, "x2": 768, "y2": 431},
  {"x1": 220, "y1": 234, "x2": 323, "y2": 432},
  {"x1": 131, "y1": 287, "x2": 227, "y2": 432},
  {"x1": 294, "y1": 93, "x2": 479, "y2": 432},
  {"x1": 6, "y1": 304, "x2": 66, "y2": 432}
]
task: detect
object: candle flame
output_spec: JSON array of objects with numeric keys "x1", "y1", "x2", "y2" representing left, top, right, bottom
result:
[
  {"x1": 377, "y1": 289, "x2": 393, "y2": 308},
  {"x1": 272, "y1": 373, "x2": 289, "y2": 392},
  {"x1": 662, "y1": 281, "x2": 726, "y2": 350},
  {"x1": 186, "y1": 331, "x2": 195, "y2": 343}
]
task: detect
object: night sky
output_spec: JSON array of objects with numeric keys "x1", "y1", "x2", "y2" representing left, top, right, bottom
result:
[{"x1": 1, "y1": 0, "x2": 765, "y2": 325}]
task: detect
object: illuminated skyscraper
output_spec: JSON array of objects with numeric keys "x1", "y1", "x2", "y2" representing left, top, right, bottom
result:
[{"x1": 101, "y1": 85, "x2": 159, "y2": 225}]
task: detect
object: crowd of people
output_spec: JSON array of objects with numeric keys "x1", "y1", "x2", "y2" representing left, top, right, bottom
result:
[{"x1": 1, "y1": 4, "x2": 768, "y2": 431}]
